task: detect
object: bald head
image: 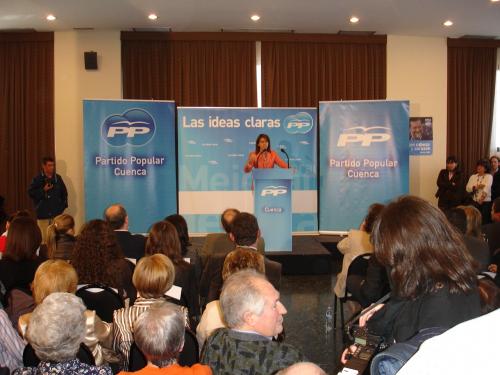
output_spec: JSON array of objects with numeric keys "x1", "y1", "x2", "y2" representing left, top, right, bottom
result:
[
  {"x1": 277, "y1": 362, "x2": 326, "y2": 375},
  {"x1": 104, "y1": 204, "x2": 127, "y2": 230}
]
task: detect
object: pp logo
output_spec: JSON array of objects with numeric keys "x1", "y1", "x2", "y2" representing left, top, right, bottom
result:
[
  {"x1": 261, "y1": 186, "x2": 288, "y2": 197},
  {"x1": 337, "y1": 126, "x2": 391, "y2": 147},
  {"x1": 101, "y1": 109, "x2": 156, "y2": 146},
  {"x1": 284, "y1": 112, "x2": 314, "y2": 134}
]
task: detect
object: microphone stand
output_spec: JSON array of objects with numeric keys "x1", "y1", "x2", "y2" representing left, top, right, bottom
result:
[{"x1": 280, "y1": 148, "x2": 290, "y2": 168}]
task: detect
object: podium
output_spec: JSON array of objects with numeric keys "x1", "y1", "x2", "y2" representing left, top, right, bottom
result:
[{"x1": 253, "y1": 169, "x2": 293, "y2": 252}]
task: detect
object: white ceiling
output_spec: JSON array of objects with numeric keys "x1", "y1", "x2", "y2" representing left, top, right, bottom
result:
[{"x1": 1, "y1": 0, "x2": 499, "y2": 38}]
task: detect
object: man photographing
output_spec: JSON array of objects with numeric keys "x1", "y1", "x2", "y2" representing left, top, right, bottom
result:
[{"x1": 28, "y1": 156, "x2": 68, "y2": 243}]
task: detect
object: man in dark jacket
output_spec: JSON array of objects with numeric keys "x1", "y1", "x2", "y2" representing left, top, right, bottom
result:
[{"x1": 28, "y1": 157, "x2": 67, "y2": 243}]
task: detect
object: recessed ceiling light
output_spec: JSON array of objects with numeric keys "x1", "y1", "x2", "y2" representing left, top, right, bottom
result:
[
  {"x1": 251, "y1": 15, "x2": 260, "y2": 22},
  {"x1": 148, "y1": 14, "x2": 158, "y2": 21},
  {"x1": 443, "y1": 20, "x2": 453, "y2": 27},
  {"x1": 491, "y1": 0, "x2": 499, "y2": 3},
  {"x1": 350, "y1": 16, "x2": 359, "y2": 24},
  {"x1": 46, "y1": 14, "x2": 56, "y2": 21}
]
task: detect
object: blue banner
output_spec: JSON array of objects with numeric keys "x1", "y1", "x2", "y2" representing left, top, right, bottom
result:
[
  {"x1": 83, "y1": 100, "x2": 177, "y2": 233},
  {"x1": 177, "y1": 107, "x2": 317, "y2": 233},
  {"x1": 319, "y1": 101, "x2": 409, "y2": 232}
]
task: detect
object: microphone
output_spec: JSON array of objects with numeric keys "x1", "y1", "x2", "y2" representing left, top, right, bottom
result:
[
  {"x1": 280, "y1": 147, "x2": 290, "y2": 168},
  {"x1": 255, "y1": 147, "x2": 268, "y2": 168}
]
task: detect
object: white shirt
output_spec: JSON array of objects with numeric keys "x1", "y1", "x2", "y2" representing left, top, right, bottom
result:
[{"x1": 466, "y1": 173, "x2": 493, "y2": 202}]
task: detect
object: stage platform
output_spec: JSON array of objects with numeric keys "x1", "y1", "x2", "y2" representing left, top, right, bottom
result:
[{"x1": 191, "y1": 234, "x2": 343, "y2": 275}]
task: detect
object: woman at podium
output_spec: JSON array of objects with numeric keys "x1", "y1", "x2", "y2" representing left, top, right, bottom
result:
[{"x1": 244, "y1": 133, "x2": 288, "y2": 172}]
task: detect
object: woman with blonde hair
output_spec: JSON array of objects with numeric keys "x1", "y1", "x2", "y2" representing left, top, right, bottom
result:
[
  {"x1": 457, "y1": 205, "x2": 483, "y2": 239},
  {"x1": 46, "y1": 213, "x2": 76, "y2": 260},
  {"x1": 18, "y1": 259, "x2": 116, "y2": 366}
]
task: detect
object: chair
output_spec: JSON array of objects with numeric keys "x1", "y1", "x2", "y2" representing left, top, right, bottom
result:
[
  {"x1": 23, "y1": 342, "x2": 95, "y2": 367},
  {"x1": 75, "y1": 283, "x2": 124, "y2": 323},
  {"x1": 128, "y1": 328, "x2": 200, "y2": 371},
  {"x1": 333, "y1": 253, "x2": 371, "y2": 331}
]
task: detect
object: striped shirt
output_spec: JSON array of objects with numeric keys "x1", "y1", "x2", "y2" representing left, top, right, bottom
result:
[
  {"x1": 112, "y1": 297, "x2": 189, "y2": 370},
  {"x1": 0, "y1": 308, "x2": 25, "y2": 371}
]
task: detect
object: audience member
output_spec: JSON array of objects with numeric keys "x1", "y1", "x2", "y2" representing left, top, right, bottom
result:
[
  {"x1": 446, "y1": 207, "x2": 490, "y2": 271},
  {"x1": 360, "y1": 196, "x2": 481, "y2": 344},
  {"x1": 477, "y1": 278, "x2": 500, "y2": 314},
  {"x1": 334, "y1": 203, "x2": 384, "y2": 300},
  {"x1": 492, "y1": 157, "x2": 500, "y2": 201},
  {"x1": 435, "y1": 156, "x2": 465, "y2": 210},
  {"x1": 0, "y1": 216, "x2": 43, "y2": 293},
  {"x1": 118, "y1": 302, "x2": 211, "y2": 375},
  {"x1": 396, "y1": 309, "x2": 500, "y2": 375},
  {"x1": 165, "y1": 214, "x2": 202, "y2": 282},
  {"x1": 466, "y1": 159, "x2": 493, "y2": 224},
  {"x1": 18, "y1": 259, "x2": 116, "y2": 366},
  {"x1": 277, "y1": 362, "x2": 326, "y2": 375},
  {"x1": 113, "y1": 254, "x2": 186, "y2": 370},
  {"x1": 196, "y1": 248, "x2": 265, "y2": 348},
  {"x1": 457, "y1": 205, "x2": 483, "y2": 238},
  {"x1": 146, "y1": 221, "x2": 200, "y2": 326},
  {"x1": 13, "y1": 292, "x2": 113, "y2": 375},
  {"x1": 482, "y1": 197, "x2": 500, "y2": 255},
  {"x1": 490, "y1": 155, "x2": 499, "y2": 176},
  {"x1": 201, "y1": 270, "x2": 304, "y2": 374},
  {"x1": 46, "y1": 213, "x2": 76, "y2": 260},
  {"x1": 104, "y1": 204, "x2": 146, "y2": 260},
  {"x1": 0, "y1": 210, "x2": 31, "y2": 256},
  {"x1": 28, "y1": 156, "x2": 68, "y2": 244},
  {"x1": 71, "y1": 219, "x2": 136, "y2": 303},
  {"x1": 0, "y1": 307, "x2": 25, "y2": 372},
  {"x1": 200, "y1": 212, "x2": 280, "y2": 304}
]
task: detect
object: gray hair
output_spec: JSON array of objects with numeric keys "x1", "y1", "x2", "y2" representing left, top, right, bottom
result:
[
  {"x1": 133, "y1": 302, "x2": 185, "y2": 364},
  {"x1": 220, "y1": 269, "x2": 267, "y2": 328},
  {"x1": 26, "y1": 292, "x2": 86, "y2": 362}
]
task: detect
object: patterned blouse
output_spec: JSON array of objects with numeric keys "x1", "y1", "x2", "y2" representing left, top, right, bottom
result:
[{"x1": 12, "y1": 358, "x2": 113, "y2": 374}]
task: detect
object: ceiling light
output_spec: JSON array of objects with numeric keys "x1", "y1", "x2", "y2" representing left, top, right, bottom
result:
[
  {"x1": 350, "y1": 16, "x2": 359, "y2": 24},
  {"x1": 443, "y1": 20, "x2": 453, "y2": 27},
  {"x1": 251, "y1": 15, "x2": 260, "y2": 22},
  {"x1": 491, "y1": 0, "x2": 499, "y2": 2},
  {"x1": 148, "y1": 14, "x2": 158, "y2": 21},
  {"x1": 46, "y1": 14, "x2": 56, "y2": 21}
]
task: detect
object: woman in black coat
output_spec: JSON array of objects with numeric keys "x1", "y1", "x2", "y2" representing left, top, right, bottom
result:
[{"x1": 435, "y1": 156, "x2": 465, "y2": 210}]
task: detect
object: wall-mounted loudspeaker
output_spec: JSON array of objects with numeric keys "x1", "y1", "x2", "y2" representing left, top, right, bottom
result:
[{"x1": 84, "y1": 51, "x2": 98, "y2": 70}]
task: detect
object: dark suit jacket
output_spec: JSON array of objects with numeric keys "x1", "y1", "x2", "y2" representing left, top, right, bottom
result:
[
  {"x1": 463, "y1": 235, "x2": 490, "y2": 272},
  {"x1": 482, "y1": 222, "x2": 500, "y2": 255},
  {"x1": 174, "y1": 261, "x2": 200, "y2": 327},
  {"x1": 200, "y1": 233, "x2": 265, "y2": 268},
  {"x1": 114, "y1": 230, "x2": 146, "y2": 260}
]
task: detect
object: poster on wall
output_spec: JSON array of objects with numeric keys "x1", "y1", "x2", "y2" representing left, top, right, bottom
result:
[
  {"x1": 319, "y1": 100, "x2": 410, "y2": 233},
  {"x1": 409, "y1": 117, "x2": 433, "y2": 155},
  {"x1": 177, "y1": 107, "x2": 317, "y2": 234},
  {"x1": 83, "y1": 99, "x2": 177, "y2": 233}
]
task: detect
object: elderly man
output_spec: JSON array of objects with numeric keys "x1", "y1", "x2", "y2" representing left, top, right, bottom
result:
[
  {"x1": 118, "y1": 302, "x2": 211, "y2": 375},
  {"x1": 104, "y1": 203, "x2": 146, "y2": 260},
  {"x1": 201, "y1": 269, "x2": 304, "y2": 374}
]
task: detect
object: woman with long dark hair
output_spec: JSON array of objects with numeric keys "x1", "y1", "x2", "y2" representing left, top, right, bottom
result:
[{"x1": 243, "y1": 133, "x2": 288, "y2": 172}]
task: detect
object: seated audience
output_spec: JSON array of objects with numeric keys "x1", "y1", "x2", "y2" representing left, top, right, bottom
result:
[
  {"x1": 396, "y1": 309, "x2": 500, "y2": 375},
  {"x1": 357, "y1": 196, "x2": 481, "y2": 344},
  {"x1": 477, "y1": 277, "x2": 500, "y2": 314},
  {"x1": 13, "y1": 292, "x2": 113, "y2": 374},
  {"x1": 113, "y1": 254, "x2": 186, "y2": 370},
  {"x1": 457, "y1": 204, "x2": 483, "y2": 238},
  {"x1": 165, "y1": 214, "x2": 202, "y2": 282},
  {"x1": 466, "y1": 159, "x2": 493, "y2": 224},
  {"x1": 118, "y1": 302, "x2": 211, "y2": 375},
  {"x1": 0, "y1": 307, "x2": 25, "y2": 372},
  {"x1": 71, "y1": 219, "x2": 136, "y2": 303},
  {"x1": 0, "y1": 216, "x2": 43, "y2": 293},
  {"x1": 104, "y1": 204, "x2": 146, "y2": 260},
  {"x1": 146, "y1": 221, "x2": 200, "y2": 326},
  {"x1": 446, "y1": 207, "x2": 490, "y2": 271},
  {"x1": 196, "y1": 248, "x2": 265, "y2": 348},
  {"x1": 492, "y1": 156, "x2": 500, "y2": 201},
  {"x1": 0, "y1": 210, "x2": 31, "y2": 256},
  {"x1": 201, "y1": 269, "x2": 304, "y2": 374},
  {"x1": 435, "y1": 155, "x2": 465, "y2": 211},
  {"x1": 46, "y1": 213, "x2": 76, "y2": 260},
  {"x1": 200, "y1": 208, "x2": 265, "y2": 267},
  {"x1": 482, "y1": 197, "x2": 500, "y2": 254},
  {"x1": 18, "y1": 259, "x2": 115, "y2": 366},
  {"x1": 334, "y1": 203, "x2": 385, "y2": 303}
]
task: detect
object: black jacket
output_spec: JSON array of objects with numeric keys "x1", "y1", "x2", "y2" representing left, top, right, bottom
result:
[
  {"x1": 28, "y1": 173, "x2": 67, "y2": 219},
  {"x1": 114, "y1": 231, "x2": 146, "y2": 260},
  {"x1": 435, "y1": 169, "x2": 465, "y2": 209}
]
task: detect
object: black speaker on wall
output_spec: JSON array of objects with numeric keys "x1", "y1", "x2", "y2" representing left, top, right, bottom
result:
[{"x1": 84, "y1": 51, "x2": 98, "y2": 70}]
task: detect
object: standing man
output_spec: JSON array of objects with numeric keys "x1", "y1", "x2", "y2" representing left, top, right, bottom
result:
[{"x1": 28, "y1": 157, "x2": 67, "y2": 243}]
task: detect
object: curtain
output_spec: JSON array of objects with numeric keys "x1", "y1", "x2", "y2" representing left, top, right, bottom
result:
[
  {"x1": 447, "y1": 39, "x2": 498, "y2": 175},
  {"x1": 122, "y1": 32, "x2": 256, "y2": 106},
  {"x1": 0, "y1": 32, "x2": 54, "y2": 215},
  {"x1": 262, "y1": 36, "x2": 386, "y2": 107}
]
